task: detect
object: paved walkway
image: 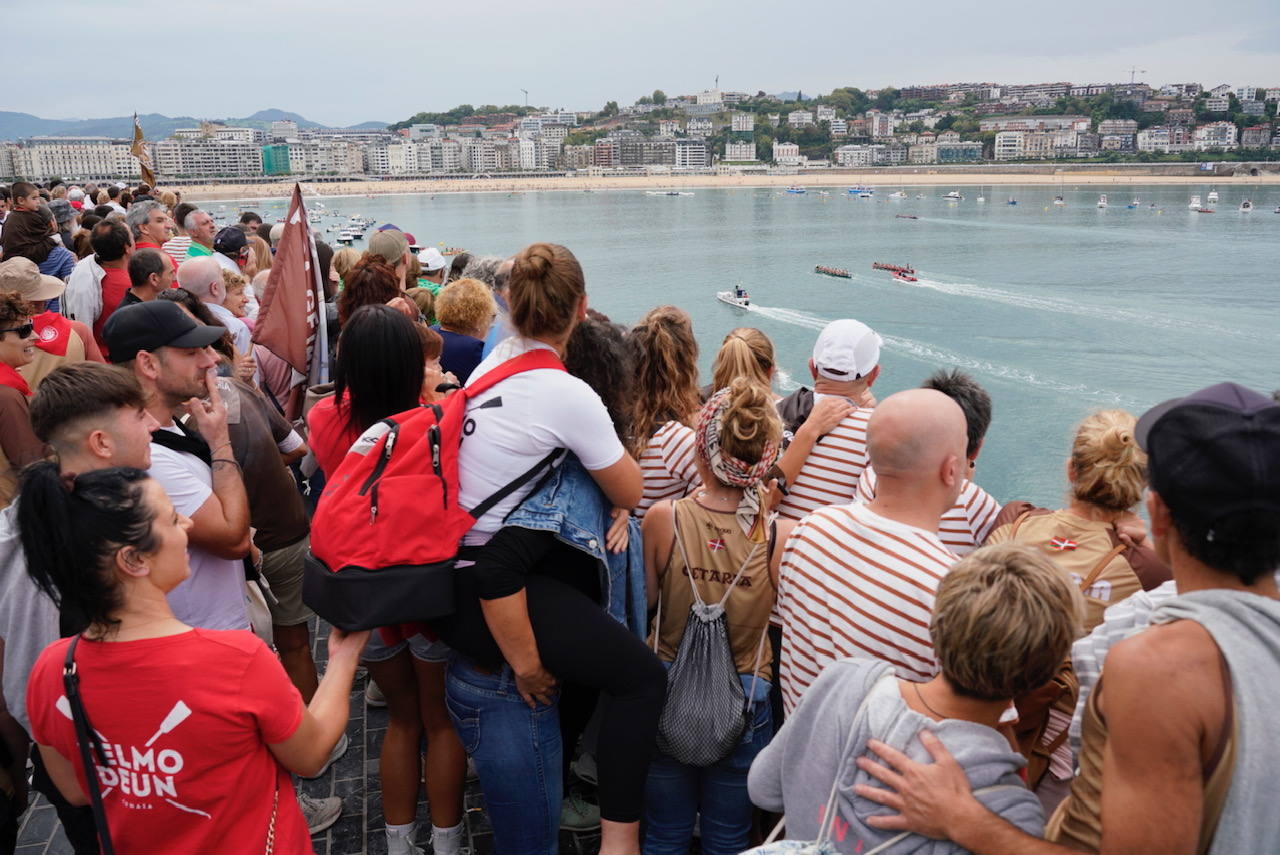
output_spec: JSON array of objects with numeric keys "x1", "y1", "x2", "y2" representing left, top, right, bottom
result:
[{"x1": 15, "y1": 620, "x2": 604, "y2": 855}]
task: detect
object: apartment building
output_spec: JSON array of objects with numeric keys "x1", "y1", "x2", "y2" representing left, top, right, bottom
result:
[
  {"x1": 674, "y1": 138, "x2": 711, "y2": 169},
  {"x1": 152, "y1": 138, "x2": 262, "y2": 177},
  {"x1": 6, "y1": 136, "x2": 140, "y2": 181},
  {"x1": 1193, "y1": 121, "x2": 1238, "y2": 149},
  {"x1": 772, "y1": 141, "x2": 802, "y2": 164},
  {"x1": 787, "y1": 110, "x2": 815, "y2": 128},
  {"x1": 724, "y1": 140, "x2": 757, "y2": 161},
  {"x1": 731, "y1": 112, "x2": 754, "y2": 132},
  {"x1": 936, "y1": 141, "x2": 983, "y2": 162},
  {"x1": 1136, "y1": 125, "x2": 1193, "y2": 152},
  {"x1": 1204, "y1": 95, "x2": 1231, "y2": 112}
]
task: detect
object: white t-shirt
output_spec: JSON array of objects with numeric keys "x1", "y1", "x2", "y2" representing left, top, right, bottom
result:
[
  {"x1": 149, "y1": 431, "x2": 249, "y2": 631},
  {"x1": 459, "y1": 337, "x2": 625, "y2": 543}
]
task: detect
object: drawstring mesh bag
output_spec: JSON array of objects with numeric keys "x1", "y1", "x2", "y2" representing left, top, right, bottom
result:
[{"x1": 654, "y1": 524, "x2": 767, "y2": 767}]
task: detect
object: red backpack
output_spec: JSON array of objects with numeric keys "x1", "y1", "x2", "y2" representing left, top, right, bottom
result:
[{"x1": 304, "y1": 349, "x2": 566, "y2": 630}]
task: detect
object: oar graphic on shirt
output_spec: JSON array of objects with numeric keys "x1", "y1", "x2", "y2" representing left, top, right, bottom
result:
[{"x1": 56, "y1": 696, "x2": 211, "y2": 818}]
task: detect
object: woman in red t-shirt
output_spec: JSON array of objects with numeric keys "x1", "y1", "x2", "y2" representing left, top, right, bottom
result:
[
  {"x1": 306, "y1": 304, "x2": 465, "y2": 855},
  {"x1": 19, "y1": 463, "x2": 368, "y2": 854}
]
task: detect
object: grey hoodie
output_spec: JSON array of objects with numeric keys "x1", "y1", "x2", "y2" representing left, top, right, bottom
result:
[
  {"x1": 748, "y1": 658, "x2": 1043, "y2": 853},
  {"x1": 1153, "y1": 589, "x2": 1280, "y2": 855}
]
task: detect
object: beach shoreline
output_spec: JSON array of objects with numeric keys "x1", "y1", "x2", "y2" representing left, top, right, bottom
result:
[{"x1": 173, "y1": 169, "x2": 1280, "y2": 202}]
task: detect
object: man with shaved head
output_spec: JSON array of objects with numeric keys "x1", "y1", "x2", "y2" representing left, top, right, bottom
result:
[
  {"x1": 178, "y1": 255, "x2": 252, "y2": 357},
  {"x1": 776, "y1": 388, "x2": 969, "y2": 711}
]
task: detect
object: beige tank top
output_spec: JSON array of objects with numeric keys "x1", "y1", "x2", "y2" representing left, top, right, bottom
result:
[
  {"x1": 649, "y1": 497, "x2": 776, "y2": 680},
  {"x1": 1047, "y1": 661, "x2": 1236, "y2": 853},
  {"x1": 20, "y1": 332, "x2": 86, "y2": 391}
]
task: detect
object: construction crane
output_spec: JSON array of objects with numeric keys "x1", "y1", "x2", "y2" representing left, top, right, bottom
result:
[
  {"x1": 1126, "y1": 66, "x2": 1147, "y2": 85},
  {"x1": 520, "y1": 88, "x2": 528, "y2": 106}
]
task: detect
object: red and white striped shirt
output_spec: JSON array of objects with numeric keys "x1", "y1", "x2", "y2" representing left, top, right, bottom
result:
[
  {"x1": 856, "y1": 466, "x2": 1001, "y2": 555},
  {"x1": 777, "y1": 502, "x2": 957, "y2": 712},
  {"x1": 777, "y1": 406, "x2": 873, "y2": 521},
  {"x1": 635, "y1": 420, "x2": 700, "y2": 519}
]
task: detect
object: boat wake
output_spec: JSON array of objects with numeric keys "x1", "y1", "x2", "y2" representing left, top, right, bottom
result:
[
  {"x1": 745, "y1": 304, "x2": 1128, "y2": 403},
  {"x1": 897, "y1": 274, "x2": 1236, "y2": 337}
]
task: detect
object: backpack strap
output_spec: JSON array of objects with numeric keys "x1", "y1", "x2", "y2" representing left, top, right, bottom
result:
[
  {"x1": 1079, "y1": 538, "x2": 1128, "y2": 593},
  {"x1": 150, "y1": 421, "x2": 212, "y2": 467},
  {"x1": 63, "y1": 636, "x2": 116, "y2": 855},
  {"x1": 463, "y1": 348, "x2": 564, "y2": 400},
  {"x1": 467, "y1": 448, "x2": 565, "y2": 520}
]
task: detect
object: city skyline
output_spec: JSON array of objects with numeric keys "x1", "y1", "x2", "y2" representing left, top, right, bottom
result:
[{"x1": 5, "y1": 0, "x2": 1278, "y2": 127}]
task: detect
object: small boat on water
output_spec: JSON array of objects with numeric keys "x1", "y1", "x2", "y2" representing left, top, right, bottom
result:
[
  {"x1": 976, "y1": 196, "x2": 986, "y2": 203},
  {"x1": 1195, "y1": 208, "x2": 1215, "y2": 214},
  {"x1": 915, "y1": 193, "x2": 926, "y2": 200},
  {"x1": 1053, "y1": 196, "x2": 1066, "y2": 206},
  {"x1": 1239, "y1": 199, "x2": 1253, "y2": 213},
  {"x1": 942, "y1": 190, "x2": 964, "y2": 201},
  {"x1": 815, "y1": 265, "x2": 851, "y2": 278},
  {"x1": 872, "y1": 261, "x2": 916, "y2": 275},
  {"x1": 336, "y1": 231, "x2": 355, "y2": 243},
  {"x1": 1126, "y1": 198, "x2": 1140, "y2": 209},
  {"x1": 817, "y1": 190, "x2": 831, "y2": 197},
  {"x1": 646, "y1": 190, "x2": 694, "y2": 196},
  {"x1": 1007, "y1": 197, "x2": 1018, "y2": 205},
  {"x1": 1189, "y1": 195, "x2": 1202, "y2": 209},
  {"x1": 893, "y1": 272, "x2": 918, "y2": 283},
  {"x1": 889, "y1": 190, "x2": 907, "y2": 198},
  {"x1": 848, "y1": 186, "x2": 874, "y2": 197},
  {"x1": 717, "y1": 285, "x2": 751, "y2": 308},
  {"x1": 442, "y1": 246, "x2": 467, "y2": 256},
  {"x1": 1097, "y1": 194, "x2": 1108, "y2": 208},
  {"x1": 1208, "y1": 189, "x2": 1220, "y2": 203},
  {"x1": 895, "y1": 214, "x2": 919, "y2": 219},
  {"x1": 785, "y1": 186, "x2": 806, "y2": 194}
]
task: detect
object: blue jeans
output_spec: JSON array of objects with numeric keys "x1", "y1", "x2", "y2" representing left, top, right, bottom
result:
[
  {"x1": 444, "y1": 654, "x2": 562, "y2": 855},
  {"x1": 642, "y1": 697, "x2": 773, "y2": 855}
]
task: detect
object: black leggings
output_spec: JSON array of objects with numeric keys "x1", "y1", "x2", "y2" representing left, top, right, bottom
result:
[{"x1": 434, "y1": 528, "x2": 667, "y2": 823}]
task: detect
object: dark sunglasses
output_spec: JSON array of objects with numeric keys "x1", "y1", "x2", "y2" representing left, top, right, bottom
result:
[{"x1": 0, "y1": 323, "x2": 34, "y2": 339}]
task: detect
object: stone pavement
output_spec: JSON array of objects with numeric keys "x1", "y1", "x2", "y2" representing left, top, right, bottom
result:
[{"x1": 14, "y1": 619, "x2": 604, "y2": 855}]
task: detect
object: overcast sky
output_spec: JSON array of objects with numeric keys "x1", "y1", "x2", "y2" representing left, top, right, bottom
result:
[{"x1": 7, "y1": 0, "x2": 1278, "y2": 126}]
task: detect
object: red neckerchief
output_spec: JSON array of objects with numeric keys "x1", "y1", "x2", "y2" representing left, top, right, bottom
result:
[
  {"x1": 0, "y1": 362, "x2": 32, "y2": 397},
  {"x1": 33, "y1": 311, "x2": 73, "y2": 357}
]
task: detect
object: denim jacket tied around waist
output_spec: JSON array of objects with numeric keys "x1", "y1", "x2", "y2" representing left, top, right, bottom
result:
[{"x1": 503, "y1": 454, "x2": 648, "y2": 638}]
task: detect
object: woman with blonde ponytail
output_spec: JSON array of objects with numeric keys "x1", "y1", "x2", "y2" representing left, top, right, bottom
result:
[
  {"x1": 641, "y1": 377, "x2": 794, "y2": 855},
  {"x1": 984, "y1": 409, "x2": 1171, "y2": 809},
  {"x1": 710, "y1": 327, "x2": 775, "y2": 394},
  {"x1": 628, "y1": 306, "x2": 703, "y2": 518},
  {"x1": 986, "y1": 409, "x2": 1171, "y2": 632}
]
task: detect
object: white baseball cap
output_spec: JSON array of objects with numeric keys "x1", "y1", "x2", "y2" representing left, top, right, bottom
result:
[
  {"x1": 812, "y1": 319, "x2": 882, "y2": 381},
  {"x1": 417, "y1": 247, "x2": 446, "y2": 272}
]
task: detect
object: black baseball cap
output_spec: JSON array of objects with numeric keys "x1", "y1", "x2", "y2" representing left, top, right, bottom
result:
[
  {"x1": 103, "y1": 301, "x2": 226, "y2": 364},
  {"x1": 1136, "y1": 382, "x2": 1280, "y2": 530},
  {"x1": 213, "y1": 226, "x2": 248, "y2": 255}
]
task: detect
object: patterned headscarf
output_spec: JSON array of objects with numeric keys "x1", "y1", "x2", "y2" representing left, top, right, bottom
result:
[{"x1": 696, "y1": 387, "x2": 780, "y2": 542}]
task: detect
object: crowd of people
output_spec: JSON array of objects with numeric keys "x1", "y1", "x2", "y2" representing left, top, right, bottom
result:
[{"x1": 0, "y1": 177, "x2": 1277, "y2": 855}]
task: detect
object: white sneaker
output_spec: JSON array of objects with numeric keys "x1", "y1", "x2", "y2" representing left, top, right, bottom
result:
[
  {"x1": 297, "y1": 791, "x2": 342, "y2": 835},
  {"x1": 365, "y1": 679, "x2": 387, "y2": 708},
  {"x1": 386, "y1": 835, "x2": 425, "y2": 855},
  {"x1": 302, "y1": 732, "x2": 349, "y2": 780}
]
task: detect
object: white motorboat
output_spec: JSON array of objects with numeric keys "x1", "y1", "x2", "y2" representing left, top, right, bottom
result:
[
  {"x1": 716, "y1": 286, "x2": 751, "y2": 308},
  {"x1": 889, "y1": 189, "x2": 907, "y2": 198},
  {"x1": 1189, "y1": 194, "x2": 1202, "y2": 209},
  {"x1": 1053, "y1": 195, "x2": 1066, "y2": 206},
  {"x1": 1097, "y1": 194, "x2": 1108, "y2": 208},
  {"x1": 976, "y1": 196, "x2": 986, "y2": 203},
  {"x1": 1208, "y1": 189, "x2": 1219, "y2": 203},
  {"x1": 1240, "y1": 199, "x2": 1253, "y2": 213},
  {"x1": 942, "y1": 190, "x2": 964, "y2": 201}
]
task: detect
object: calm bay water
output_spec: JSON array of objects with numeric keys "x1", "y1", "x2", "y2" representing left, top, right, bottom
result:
[{"x1": 242, "y1": 184, "x2": 1280, "y2": 507}]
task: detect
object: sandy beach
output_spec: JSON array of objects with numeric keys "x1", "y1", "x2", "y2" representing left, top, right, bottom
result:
[{"x1": 173, "y1": 167, "x2": 1280, "y2": 202}]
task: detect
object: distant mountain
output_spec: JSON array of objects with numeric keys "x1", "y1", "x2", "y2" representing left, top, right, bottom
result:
[{"x1": 0, "y1": 110, "x2": 386, "y2": 141}]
